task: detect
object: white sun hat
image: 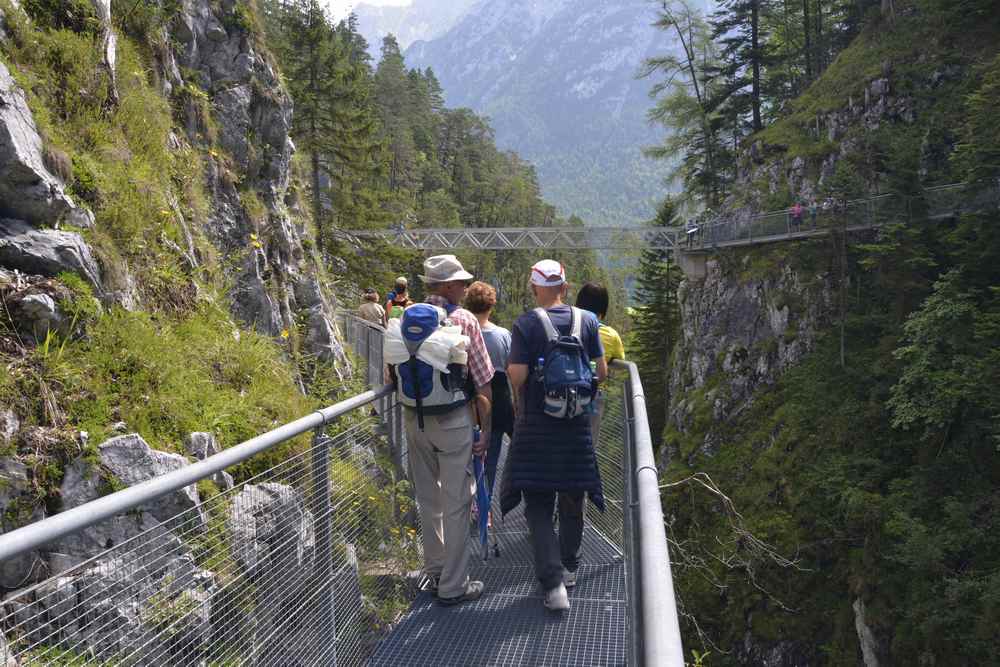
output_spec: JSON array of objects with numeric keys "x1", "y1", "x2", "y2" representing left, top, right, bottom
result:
[{"x1": 419, "y1": 254, "x2": 474, "y2": 284}]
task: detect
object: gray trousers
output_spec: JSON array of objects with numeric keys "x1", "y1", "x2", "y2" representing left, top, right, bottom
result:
[
  {"x1": 524, "y1": 490, "x2": 585, "y2": 591},
  {"x1": 405, "y1": 406, "x2": 474, "y2": 599}
]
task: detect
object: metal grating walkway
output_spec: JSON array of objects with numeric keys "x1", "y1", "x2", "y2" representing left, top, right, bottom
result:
[{"x1": 368, "y1": 445, "x2": 627, "y2": 667}]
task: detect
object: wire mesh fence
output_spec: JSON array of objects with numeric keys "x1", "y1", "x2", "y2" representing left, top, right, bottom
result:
[{"x1": 0, "y1": 408, "x2": 420, "y2": 666}]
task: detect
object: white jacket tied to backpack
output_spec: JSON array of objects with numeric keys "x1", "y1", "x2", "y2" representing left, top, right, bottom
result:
[
  {"x1": 384, "y1": 304, "x2": 472, "y2": 428},
  {"x1": 384, "y1": 315, "x2": 469, "y2": 371}
]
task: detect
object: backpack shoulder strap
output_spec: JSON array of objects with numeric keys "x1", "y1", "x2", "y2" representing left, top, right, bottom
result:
[
  {"x1": 569, "y1": 307, "x2": 583, "y2": 339},
  {"x1": 533, "y1": 307, "x2": 559, "y2": 343}
]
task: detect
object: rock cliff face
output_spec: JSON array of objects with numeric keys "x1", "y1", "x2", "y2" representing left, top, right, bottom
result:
[
  {"x1": 0, "y1": 0, "x2": 348, "y2": 365},
  {"x1": 164, "y1": 0, "x2": 347, "y2": 365},
  {"x1": 666, "y1": 250, "x2": 835, "y2": 464}
]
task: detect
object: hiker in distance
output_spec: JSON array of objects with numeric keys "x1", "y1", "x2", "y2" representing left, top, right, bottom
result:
[
  {"x1": 384, "y1": 254, "x2": 494, "y2": 606},
  {"x1": 501, "y1": 259, "x2": 607, "y2": 611}
]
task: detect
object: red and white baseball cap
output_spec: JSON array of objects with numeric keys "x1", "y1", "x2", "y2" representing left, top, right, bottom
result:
[{"x1": 530, "y1": 259, "x2": 566, "y2": 286}]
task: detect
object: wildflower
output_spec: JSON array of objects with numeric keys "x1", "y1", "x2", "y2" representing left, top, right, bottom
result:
[
  {"x1": 280, "y1": 329, "x2": 290, "y2": 339},
  {"x1": 249, "y1": 233, "x2": 258, "y2": 241},
  {"x1": 252, "y1": 240, "x2": 262, "y2": 249}
]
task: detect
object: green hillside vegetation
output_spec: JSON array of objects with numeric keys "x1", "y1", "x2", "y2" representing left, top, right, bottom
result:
[{"x1": 643, "y1": 0, "x2": 1000, "y2": 662}]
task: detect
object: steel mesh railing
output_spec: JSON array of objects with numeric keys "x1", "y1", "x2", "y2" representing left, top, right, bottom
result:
[{"x1": 0, "y1": 390, "x2": 417, "y2": 666}]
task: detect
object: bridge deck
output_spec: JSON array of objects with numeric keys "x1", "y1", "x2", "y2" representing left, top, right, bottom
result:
[{"x1": 369, "y1": 449, "x2": 627, "y2": 667}]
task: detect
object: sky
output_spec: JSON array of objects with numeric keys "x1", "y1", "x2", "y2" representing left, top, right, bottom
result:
[{"x1": 325, "y1": 0, "x2": 412, "y2": 22}]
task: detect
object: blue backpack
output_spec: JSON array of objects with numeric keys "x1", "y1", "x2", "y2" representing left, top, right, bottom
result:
[
  {"x1": 533, "y1": 307, "x2": 595, "y2": 419},
  {"x1": 395, "y1": 303, "x2": 471, "y2": 429}
]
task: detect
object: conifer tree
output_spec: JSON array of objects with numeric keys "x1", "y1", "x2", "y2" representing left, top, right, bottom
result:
[{"x1": 631, "y1": 200, "x2": 683, "y2": 448}]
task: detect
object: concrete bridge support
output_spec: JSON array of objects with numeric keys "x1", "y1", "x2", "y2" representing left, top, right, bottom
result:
[{"x1": 677, "y1": 252, "x2": 708, "y2": 280}]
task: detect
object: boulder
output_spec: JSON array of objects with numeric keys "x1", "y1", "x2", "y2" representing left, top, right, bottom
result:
[
  {"x1": 0, "y1": 62, "x2": 76, "y2": 225},
  {"x1": 11, "y1": 292, "x2": 63, "y2": 339},
  {"x1": 0, "y1": 219, "x2": 102, "y2": 293},
  {"x1": 10, "y1": 552, "x2": 215, "y2": 664},
  {"x1": 96, "y1": 434, "x2": 204, "y2": 525},
  {"x1": 51, "y1": 434, "x2": 207, "y2": 568},
  {"x1": 227, "y1": 483, "x2": 316, "y2": 664},
  {"x1": 227, "y1": 483, "x2": 314, "y2": 576},
  {"x1": 183, "y1": 431, "x2": 234, "y2": 491}
]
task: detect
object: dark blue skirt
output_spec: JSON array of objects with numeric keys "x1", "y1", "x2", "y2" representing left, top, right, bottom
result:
[{"x1": 500, "y1": 412, "x2": 606, "y2": 515}]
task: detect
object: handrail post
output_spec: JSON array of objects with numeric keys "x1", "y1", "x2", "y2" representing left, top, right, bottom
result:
[{"x1": 311, "y1": 426, "x2": 338, "y2": 667}]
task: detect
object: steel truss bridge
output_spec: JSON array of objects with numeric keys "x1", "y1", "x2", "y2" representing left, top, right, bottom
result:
[{"x1": 342, "y1": 181, "x2": 999, "y2": 254}]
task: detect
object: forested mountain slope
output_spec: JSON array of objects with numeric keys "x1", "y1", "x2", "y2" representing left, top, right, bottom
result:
[
  {"x1": 641, "y1": 1, "x2": 1000, "y2": 664},
  {"x1": 404, "y1": 0, "x2": 671, "y2": 226}
]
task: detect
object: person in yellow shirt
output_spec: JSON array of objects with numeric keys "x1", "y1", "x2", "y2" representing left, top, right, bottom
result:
[
  {"x1": 575, "y1": 282, "x2": 625, "y2": 441},
  {"x1": 576, "y1": 282, "x2": 625, "y2": 361}
]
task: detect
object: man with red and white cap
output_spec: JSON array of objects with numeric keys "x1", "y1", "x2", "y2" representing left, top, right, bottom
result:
[{"x1": 501, "y1": 259, "x2": 607, "y2": 611}]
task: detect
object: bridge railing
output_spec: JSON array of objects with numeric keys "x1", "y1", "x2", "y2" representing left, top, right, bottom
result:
[
  {"x1": 0, "y1": 379, "x2": 415, "y2": 665},
  {"x1": 684, "y1": 180, "x2": 1000, "y2": 251}
]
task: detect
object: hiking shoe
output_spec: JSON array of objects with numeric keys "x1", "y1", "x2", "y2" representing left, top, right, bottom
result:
[
  {"x1": 544, "y1": 583, "x2": 570, "y2": 611},
  {"x1": 420, "y1": 574, "x2": 439, "y2": 597},
  {"x1": 437, "y1": 580, "x2": 484, "y2": 606},
  {"x1": 562, "y1": 567, "x2": 577, "y2": 588}
]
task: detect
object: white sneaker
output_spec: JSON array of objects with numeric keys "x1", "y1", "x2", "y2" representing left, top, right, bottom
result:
[
  {"x1": 562, "y1": 567, "x2": 577, "y2": 588},
  {"x1": 544, "y1": 582, "x2": 570, "y2": 611}
]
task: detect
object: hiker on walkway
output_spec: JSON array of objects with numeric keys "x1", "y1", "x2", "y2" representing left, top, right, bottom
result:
[
  {"x1": 390, "y1": 255, "x2": 494, "y2": 606},
  {"x1": 358, "y1": 288, "x2": 385, "y2": 326},
  {"x1": 685, "y1": 218, "x2": 699, "y2": 248},
  {"x1": 464, "y1": 281, "x2": 513, "y2": 498},
  {"x1": 791, "y1": 201, "x2": 804, "y2": 229},
  {"x1": 384, "y1": 276, "x2": 411, "y2": 324},
  {"x1": 501, "y1": 259, "x2": 607, "y2": 611},
  {"x1": 808, "y1": 200, "x2": 818, "y2": 227},
  {"x1": 575, "y1": 282, "x2": 624, "y2": 440}
]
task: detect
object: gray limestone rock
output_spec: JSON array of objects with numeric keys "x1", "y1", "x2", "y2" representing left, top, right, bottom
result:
[
  {"x1": 13, "y1": 292, "x2": 63, "y2": 339},
  {"x1": 666, "y1": 257, "x2": 834, "y2": 466},
  {"x1": 64, "y1": 206, "x2": 96, "y2": 230},
  {"x1": 0, "y1": 218, "x2": 102, "y2": 293},
  {"x1": 226, "y1": 482, "x2": 315, "y2": 663},
  {"x1": 184, "y1": 431, "x2": 219, "y2": 460},
  {"x1": 50, "y1": 434, "x2": 207, "y2": 569},
  {"x1": 0, "y1": 457, "x2": 47, "y2": 589},
  {"x1": 854, "y1": 598, "x2": 882, "y2": 667},
  {"x1": 183, "y1": 431, "x2": 233, "y2": 490},
  {"x1": 226, "y1": 482, "x2": 315, "y2": 577},
  {"x1": 0, "y1": 408, "x2": 18, "y2": 446},
  {"x1": 0, "y1": 62, "x2": 75, "y2": 225}
]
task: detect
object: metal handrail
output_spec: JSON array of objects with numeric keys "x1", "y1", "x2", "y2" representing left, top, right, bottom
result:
[
  {"x1": 0, "y1": 385, "x2": 393, "y2": 563},
  {"x1": 612, "y1": 359, "x2": 685, "y2": 666}
]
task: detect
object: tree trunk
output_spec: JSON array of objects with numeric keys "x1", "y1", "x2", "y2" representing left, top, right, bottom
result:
[
  {"x1": 311, "y1": 145, "x2": 323, "y2": 246},
  {"x1": 751, "y1": 0, "x2": 763, "y2": 132},
  {"x1": 802, "y1": 0, "x2": 813, "y2": 81},
  {"x1": 815, "y1": 0, "x2": 824, "y2": 71}
]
